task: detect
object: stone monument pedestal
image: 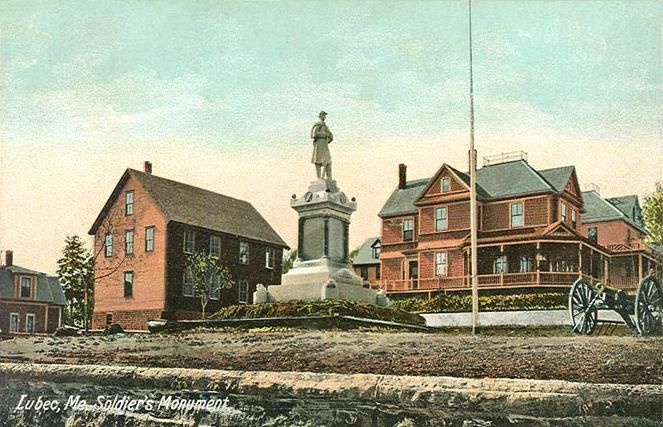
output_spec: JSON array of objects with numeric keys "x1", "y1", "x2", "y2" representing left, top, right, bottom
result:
[{"x1": 255, "y1": 178, "x2": 388, "y2": 307}]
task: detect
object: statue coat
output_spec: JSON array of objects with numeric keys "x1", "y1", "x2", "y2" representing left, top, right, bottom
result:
[{"x1": 310, "y1": 120, "x2": 333, "y2": 165}]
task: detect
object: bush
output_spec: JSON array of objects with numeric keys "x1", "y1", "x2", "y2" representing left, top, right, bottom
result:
[
  {"x1": 389, "y1": 292, "x2": 567, "y2": 313},
  {"x1": 209, "y1": 299, "x2": 426, "y2": 326}
]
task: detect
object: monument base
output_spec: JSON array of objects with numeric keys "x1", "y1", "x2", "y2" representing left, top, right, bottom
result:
[{"x1": 255, "y1": 258, "x2": 389, "y2": 307}]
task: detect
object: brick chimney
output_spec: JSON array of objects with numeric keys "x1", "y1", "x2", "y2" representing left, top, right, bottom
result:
[
  {"x1": 4, "y1": 250, "x2": 13, "y2": 267},
  {"x1": 398, "y1": 164, "x2": 407, "y2": 189},
  {"x1": 144, "y1": 161, "x2": 152, "y2": 174}
]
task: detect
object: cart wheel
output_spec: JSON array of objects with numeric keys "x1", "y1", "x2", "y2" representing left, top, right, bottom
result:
[
  {"x1": 635, "y1": 277, "x2": 663, "y2": 336},
  {"x1": 569, "y1": 279, "x2": 598, "y2": 335}
]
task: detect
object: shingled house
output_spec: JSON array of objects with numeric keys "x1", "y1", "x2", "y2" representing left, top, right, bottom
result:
[
  {"x1": 378, "y1": 153, "x2": 611, "y2": 296},
  {"x1": 352, "y1": 237, "x2": 381, "y2": 288},
  {"x1": 581, "y1": 190, "x2": 662, "y2": 288},
  {"x1": 89, "y1": 162, "x2": 288, "y2": 331},
  {"x1": 0, "y1": 251, "x2": 66, "y2": 335}
]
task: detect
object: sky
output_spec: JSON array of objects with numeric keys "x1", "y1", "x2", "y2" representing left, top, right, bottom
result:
[{"x1": 1, "y1": 0, "x2": 661, "y2": 274}]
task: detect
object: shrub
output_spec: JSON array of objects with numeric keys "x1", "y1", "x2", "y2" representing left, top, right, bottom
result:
[
  {"x1": 389, "y1": 292, "x2": 567, "y2": 313},
  {"x1": 209, "y1": 299, "x2": 426, "y2": 326}
]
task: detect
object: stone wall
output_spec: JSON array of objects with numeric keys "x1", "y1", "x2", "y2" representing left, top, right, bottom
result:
[{"x1": 0, "y1": 363, "x2": 661, "y2": 426}]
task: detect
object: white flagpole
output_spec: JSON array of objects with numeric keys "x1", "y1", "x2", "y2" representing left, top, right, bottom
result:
[{"x1": 469, "y1": 0, "x2": 480, "y2": 334}]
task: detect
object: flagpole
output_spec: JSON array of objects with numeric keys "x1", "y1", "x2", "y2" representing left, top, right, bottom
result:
[{"x1": 468, "y1": 0, "x2": 479, "y2": 335}]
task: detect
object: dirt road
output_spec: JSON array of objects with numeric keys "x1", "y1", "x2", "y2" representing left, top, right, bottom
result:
[{"x1": 0, "y1": 328, "x2": 660, "y2": 385}]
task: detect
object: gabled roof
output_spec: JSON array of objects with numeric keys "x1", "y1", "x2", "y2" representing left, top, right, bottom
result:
[
  {"x1": 0, "y1": 265, "x2": 67, "y2": 306},
  {"x1": 90, "y1": 169, "x2": 288, "y2": 248},
  {"x1": 607, "y1": 195, "x2": 640, "y2": 221},
  {"x1": 538, "y1": 165, "x2": 575, "y2": 192},
  {"x1": 379, "y1": 178, "x2": 429, "y2": 217},
  {"x1": 581, "y1": 191, "x2": 647, "y2": 233},
  {"x1": 353, "y1": 237, "x2": 381, "y2": 265}
]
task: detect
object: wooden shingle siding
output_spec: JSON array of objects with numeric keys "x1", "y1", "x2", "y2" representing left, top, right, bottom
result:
[{"x1": 524, "y1": 197, "x2": 549, "y2": 227}]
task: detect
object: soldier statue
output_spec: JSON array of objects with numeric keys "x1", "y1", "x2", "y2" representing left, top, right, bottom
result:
[{"x1": 310, "y1": 111, "x2": 333, "y2": 180}]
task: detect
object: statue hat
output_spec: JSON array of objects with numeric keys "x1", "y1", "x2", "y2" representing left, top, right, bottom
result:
[{"x1": 319, "y1": 111, "x2": 327, "y2": 117}]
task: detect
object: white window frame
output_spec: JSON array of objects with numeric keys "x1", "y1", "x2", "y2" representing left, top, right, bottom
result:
[
  {"x1": 25, "y1": 313, "x2": 35, "y2": 334},
  {"x1": 519, "y1": 255, "x2": 534, "y2": 273},
  {"x1": 402, "y1": 219, "x2": 414, "y2": 241},
  {"x1": 125, "y1": 230, "x2": 134, "y2": 255},
  {"x1": 183, "y1": 271, "x2": 194, "y2": 297},
  {"x1": 210, "y1": 275, "x2": 221, "y2": 300},
  {"x1": 183, "y1": 230, "x2": 195, "y2": 254},
  {"x1": 145, "y1": 226, "x2": 155, "y2": 252},
  {"x1": 435, "y1": 252, "x2": 448, "y2": 276},
  {"x1": 588, "y1": 227, "x2": 598, "y2": 244},
  {"x1": 571, "y1": 209, "x2": 577, "y2": 228},
  {"x1": 238, "y1": 280, "x2": 249, "y2": 304},
  {"x1": 210, "y1": 235, "x2": 221, "y2": 258},
  {"x1": 494, "y1": 255, "x2": 508, "y2": 274},
  {"x1": 510, "y1": 203, "x2": 524, "y2": 227},
  {"x1": 9, "y1": 313, "x2": 19, "y2": 333},
  {"x1": 123, "y1": 271, "x2": 134, "y2": 298},
  {"x1": 441, "y1": 177, "x2": 451, "y2": 193},
  {"x1": 561, "y1": 203, "x2": 567, "y2": 222},
  {"x1": 104, "y1": 233, "x2": 113, "y2": 257},
  {"x1": 435, "y1": 207, "x2": 448, "y2": 231},
  {"x1": 372, "y1": 242, "x2": 381, "y2": 260},
  {"x1": 239, "y1": 241, "x2": 249, "y2": 264},
  {"x1": 125, "y1": 191, "x2": 134, "y2": 216},
  {"x1": 265, "y1": 247, "x2": 274, "y2": 269},
  {"x1": 19, "y1": 276, "x2": 32, "y2": 299}
]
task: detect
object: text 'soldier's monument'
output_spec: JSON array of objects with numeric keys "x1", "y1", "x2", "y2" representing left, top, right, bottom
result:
[{"x1": 255, "y1": 112, "x2": 388, "y2": 306}]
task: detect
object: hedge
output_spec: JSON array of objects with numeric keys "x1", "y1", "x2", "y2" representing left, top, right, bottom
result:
[
  {"x1": 209, "y1": 299, "x2": 426, "y2": 326},
  {"x1": 389, "y1": 292, "x2": 568, "y2": 313}
]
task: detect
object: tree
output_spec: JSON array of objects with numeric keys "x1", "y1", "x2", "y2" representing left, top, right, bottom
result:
[
  {"x1": 643, "y1": 181, "x2": 663, "y2": 245},
  {"x1": 56, "y1": 235, "x2": 94, "y2": 328},
  {"x1": 185, "y1": 249, "x2": 234, "y2": 319},
  {"x1": 282, "y1": 249, "x2": 298, "y2": 274}
]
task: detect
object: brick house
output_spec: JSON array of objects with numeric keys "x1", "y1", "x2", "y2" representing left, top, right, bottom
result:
[
  {"x1": 0, "y1": 251, "x2": 66, "y2": 335},
  {"x1": 352, "y1": 237, "x2": 381, "y2": 287},
  {"x1": 378, "y1": 155, "x2": 614, "y2": 296},
  {"x1": 89, "y1": 162, "x2": 288, "y2": 331},
  {"x1": 581, "y1": 190, "x2": 663, "y2": 288}
]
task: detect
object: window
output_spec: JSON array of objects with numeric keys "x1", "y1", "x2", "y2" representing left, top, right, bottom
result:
[
  {"x1": 183, "y1": 230, "x2": 195, "y2": 254},
  {"x1": 402, "y1": 219, "x2": 414, "y2": 241},
  {"x1": 571, "y1": 210, "x2": 577, "y2": 229},
  {"x1": 145, "y1": 227, "x2": 154, "y2": 252},
  {"x1": 125, "y1": 191, "x2": 134, "y2": 215},
  {"x1": 510, "y1": 203, "x2": 524, "y2": 227},
  {"x1": 436, "y1": 207, "x2": 448, "y2": 231},
  {"x1": 210, "y1": 235, "x2": 221, "y2": 258},
  {"x1": 25, "y1": 314, "x2": 35, "y2": 334},
  {"x1": 493, "y1": 255, "x2": 508, "y2": 274},
  {"x1": 376, "y1": 265, "x2": 381, "y2": 279},
  {"x1": 588, "y1": 227, "x2": 598, "y2": 244},
  {"x1": 239, "y1": 242, "x2": 249, "y2": 264},
  {"x1": 183, "y1": 271, "x2": 194, "y2": 297},
  {"x1": 519, "y1": 255, "x2": 534, "y2": 273},
  {"x1": 9, "y1": 313, "x2": 19, "y2": 333},
  {"x1": 265, "y1": 247, "x2": 274, "y2": 269},
  {"x1": 125, "y1": 230, "x2": 134, "y2": 255},
  {"x1": 435, "y1": 252, "x2": 448, "y2": 276},
  {"x1": 210, "y1": 275, "x2": 221, "y2": 300},
  {"x1": 123, "y1": 272, "x2": 133, "y2": 297},
  {"x1": 360, "y1": 267, "x2": 369, "y2": 280},
  {"x1": 372, "y1": 242, "x2": 381, "y2": 260},
  {"x1": 238, "y1": 281, "x2": 249, "y2": 304},
  {"x1": 106, "y1": 313, "x2": 113, "y2": 326},
  {"x1": 20, "y1": 277, "x2": 32, "y2": 298},
  {"x1": 441, "y1": 177, "x2": 451, "y2": 193},
  {"x1": 561, "y1": 203, "x2": 567, "y2": 222},
  {"x1": 104, "y1": 233, "x2": 113, "y2": 257}
]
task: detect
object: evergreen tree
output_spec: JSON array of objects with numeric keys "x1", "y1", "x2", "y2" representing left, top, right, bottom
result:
[
  {"x1": 56, "y1": 235, "x2": 94, "y2": 327},
  {"x1": 185, "y1": 249, "x2": 233, "y2": 319},
  {"x1": 643, "y1": 182, "x2": 663, "y2": 245}
]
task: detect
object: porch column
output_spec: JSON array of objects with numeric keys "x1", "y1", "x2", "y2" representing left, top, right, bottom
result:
[
  {"x1": 589, "y1": 248, "x2": 594, "y2": 282},
  {"x1": 536, "y1": 242, "x2": 541, "y2": 285},
  {"x1": 604, "y1": 257, "x2": 609, "y2": 285},
  {"x1": 500, "y1": 244, "x2": 504, "y2": 286},
  {"x1": 638, "y1": 254, "x2": 643, "y2": 280},
  {"x1": 578, "y1": 243, "x2": 583, "y2": 279},
  {"x1": 44, "y1": 305, "x2": 49, "y2": 333}
]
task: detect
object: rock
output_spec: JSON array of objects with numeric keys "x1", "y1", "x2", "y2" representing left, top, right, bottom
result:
[{"x1": 104, "y1": 324, "x2": 125, "y2": 335}]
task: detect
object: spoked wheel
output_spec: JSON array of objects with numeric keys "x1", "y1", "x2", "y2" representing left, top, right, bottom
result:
[
  {"x1": 635, "y1": 277, "x2": 663, "y2": 336},
  {"x1": 569, "y1": 279, "x2": 599, "y2": 335}
]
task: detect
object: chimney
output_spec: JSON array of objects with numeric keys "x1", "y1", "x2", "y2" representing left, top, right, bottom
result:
[
  {"x1": 398, "y1": 164, "x2": 407, "y2": 189},
  {"x1": 5, "y1": 250, "x2": 13, "y2": 267},
  {"x1": 144, "y1": 161, "x2": 152, "y2": 174}
]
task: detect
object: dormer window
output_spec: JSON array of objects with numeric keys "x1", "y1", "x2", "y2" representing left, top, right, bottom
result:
[
  {"x1": 441, "y1": 177, "x2": 451, "y2": 193},
  {"x1": 20, "y1": 277, "x2": 32, "y2": 299},
  {"x1": 372, "y1": 242, "x2": 381, "y2": 259},
  {"x1": 125, "y1": 191, "x2": 134, "y2": 216}
]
